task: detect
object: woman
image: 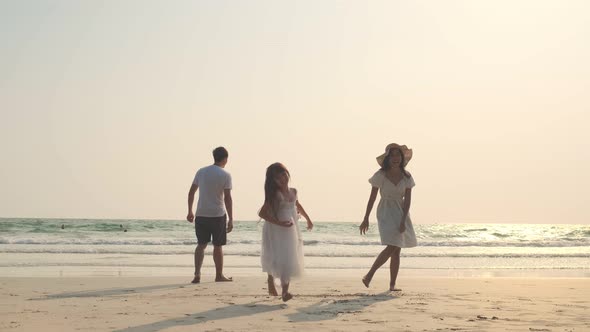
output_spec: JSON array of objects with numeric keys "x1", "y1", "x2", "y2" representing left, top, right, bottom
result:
[{"x1": 359, "y1": 143, "x2": 417, "y2": 291}]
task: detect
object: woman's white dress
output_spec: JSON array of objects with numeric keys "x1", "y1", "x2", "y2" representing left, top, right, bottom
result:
[
  {"x1": 261, "y1": 188, "x2": 304, "y2": 282},
  {"x1": 369, "y1": 170, "x2": 417, "y2": 248}
]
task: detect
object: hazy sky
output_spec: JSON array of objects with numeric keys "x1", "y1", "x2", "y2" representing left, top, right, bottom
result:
[{"x1": 1, "y1": 1, "x2": 589, "y2": 224}]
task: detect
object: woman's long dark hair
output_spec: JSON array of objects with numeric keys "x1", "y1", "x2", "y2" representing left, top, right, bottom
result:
[
  {"x1": 263, "y1": 162, "x2": 290, "y2": 218},
  {"x1": 380, "y1": 148, "x2": 410, "y2": 177}
]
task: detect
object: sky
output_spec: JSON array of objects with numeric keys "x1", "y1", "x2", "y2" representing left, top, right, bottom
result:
[{"x1": 1, "y1": 1, "x2": 589, "y2": 224}]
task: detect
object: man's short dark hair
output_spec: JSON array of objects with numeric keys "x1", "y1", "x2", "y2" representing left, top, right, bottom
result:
[{"x1": 213, "y1": 147, "x2": 228, "y2": 163}]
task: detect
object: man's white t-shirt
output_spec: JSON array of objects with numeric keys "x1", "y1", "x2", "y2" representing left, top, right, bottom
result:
[{"x1": 193, "y1": 165, "x2": 232, "y2": 217}]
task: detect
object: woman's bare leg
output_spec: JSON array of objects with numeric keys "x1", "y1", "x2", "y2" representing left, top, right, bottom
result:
[
  {"x1": 363, "y1": 245, "x2": 395, "y2": 287},
  {"x1": 389, "y1": 247, "x2": 402, "y2": 291}
]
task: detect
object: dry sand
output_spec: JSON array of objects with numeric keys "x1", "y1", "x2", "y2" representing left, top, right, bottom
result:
[{"x1": 1, "y1": 271, "x2": 588, "y2": 332}]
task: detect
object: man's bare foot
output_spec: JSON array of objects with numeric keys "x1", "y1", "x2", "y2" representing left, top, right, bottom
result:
[
  {"x1": 215, "y1": 275, "x2": 233, "y2": 282},
  {"x1": 267, "y1": 277, "x2": 278, "y2": 296},
  {"x1": 362, "y1": 275, "x2": 371, "y2": 288},
  {"x1": 191, "y1": 276, "x2": 200, "y2": 284},
  {"x1": 282, "y1": 292, "x2": 293, "y2": 302}
]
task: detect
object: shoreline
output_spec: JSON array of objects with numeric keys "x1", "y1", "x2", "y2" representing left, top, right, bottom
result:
[
  {"x1": 1, "y1": 253, "x2": 588, "y2": 278},
  {"x1": 1, "y1": 266, "x2": 588, "y2": 279}
]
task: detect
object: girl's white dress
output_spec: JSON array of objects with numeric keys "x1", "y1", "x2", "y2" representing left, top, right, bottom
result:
[
  {"x1": 369, "y1": 170, "x2": 417, "y2": 248},
  {"x1": 261, "y1": 188, "x2": 304, "y2": 282}
]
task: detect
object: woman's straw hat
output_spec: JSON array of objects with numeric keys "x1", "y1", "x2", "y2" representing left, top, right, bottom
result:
[{"x1": 376, "y1": 143, "x2": 413, "y2": 167}]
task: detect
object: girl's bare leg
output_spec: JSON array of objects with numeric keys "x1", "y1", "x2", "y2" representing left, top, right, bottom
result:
[
  {"x1": 281, "y1": 278, "x2": 292, "y2": 302},
  {"x1": 267, "y1": 274, "x2": 278, "y2": 296}
]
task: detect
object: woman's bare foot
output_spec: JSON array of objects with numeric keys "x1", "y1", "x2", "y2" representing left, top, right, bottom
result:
[
  {"x1": 191, "y1": 276, "x2": 200, "y2": 284},
  {"x1": 282, "y1": 292, "x2": 293, "y2": 302},
  {"x1": 362, "y1": 275, "x2": 371, "y2": 288},
  {"x1": 215, "y1": 275, "x2": 233, "y2": 282},
  {"x1": 267, "y1": 276, "x2": 278, "y2": 296}
]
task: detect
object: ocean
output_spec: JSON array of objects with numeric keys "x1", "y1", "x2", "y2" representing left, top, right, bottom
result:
[{"x1": 1, "y1": 218, "x2": 588, "y2": 277}]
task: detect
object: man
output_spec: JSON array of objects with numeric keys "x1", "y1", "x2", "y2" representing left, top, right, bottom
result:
[{"x1": 186, "y1": 146, "x2": 233, "y2": 283}]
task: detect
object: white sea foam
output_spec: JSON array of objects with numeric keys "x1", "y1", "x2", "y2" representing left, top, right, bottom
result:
[{"x1": 0, "y1": 218, "x2": 588, "y2": 271}]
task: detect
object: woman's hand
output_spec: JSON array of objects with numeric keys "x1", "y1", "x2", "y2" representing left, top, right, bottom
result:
[
  {"x1": 399, "y1": 222, "x2": 406, "y2": 233},
  {"x1": 359, "y1": 218, "x2": 369, "y2": 235},
  {"x1": 306, "y1": 220, "x2": 314, "y2": 231}
]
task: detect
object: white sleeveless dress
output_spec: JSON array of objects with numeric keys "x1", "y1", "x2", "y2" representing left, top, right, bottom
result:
[
  {"x1": 261, "y1": 189, "x2": 304, "y2": 282},
  {"x1": 369, "y1": 170, "x2": 417, "y2": 248}
]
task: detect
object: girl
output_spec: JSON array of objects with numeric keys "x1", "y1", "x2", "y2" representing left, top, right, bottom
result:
[
  {"x1": 258, "y1": 163, "x2": 313, "y2": 302},
  {"x1": 359, "y1": 143, "x2": 417, "y2": 291}
]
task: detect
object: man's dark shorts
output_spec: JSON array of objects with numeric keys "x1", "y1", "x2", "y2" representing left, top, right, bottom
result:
[{"x1": 195, "y1": 215, "x2": 227, "y2": 246}]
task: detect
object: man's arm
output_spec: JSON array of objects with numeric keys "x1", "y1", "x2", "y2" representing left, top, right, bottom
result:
[
  {"x1": 186, "y1": 183, "x2": 198, "y2": 223},
  {"x1": 224, "y1": 188, "x2": 233, "y2": 232}
]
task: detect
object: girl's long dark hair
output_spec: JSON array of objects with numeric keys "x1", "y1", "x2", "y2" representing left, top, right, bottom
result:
[
  {"x1": 263, "y1": 162, "x2": 290, "y2": 218},
  {"x1": 380, "y1": 148, "x2": 410, "y2": 177}
]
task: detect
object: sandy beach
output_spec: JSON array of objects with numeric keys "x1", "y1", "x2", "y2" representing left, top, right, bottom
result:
[
  {"x1": 3, "y1": 0, "x2": 590, "y2": 331},
  {"x1": 1, "y1": 269, "x2": 588, "y2": 332}
]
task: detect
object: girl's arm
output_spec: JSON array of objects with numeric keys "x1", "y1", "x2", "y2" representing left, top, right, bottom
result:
[
  {"x1": 399, "y1": 188, "x2": 412, "y2": 233},
  {"x1": 359, "y1": 187, "x2": 379, "y2": 235},
  {"x1": 296, "y1": 200, "x2": 313, "y2": 230},
  {"x1": 258, "y1": 202, "x2": 293, "y2": 227}
]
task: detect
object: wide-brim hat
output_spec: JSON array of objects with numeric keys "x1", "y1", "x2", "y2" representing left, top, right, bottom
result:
[{"x1": 376, "y1": 143, "x2": 413, "y2": 167}]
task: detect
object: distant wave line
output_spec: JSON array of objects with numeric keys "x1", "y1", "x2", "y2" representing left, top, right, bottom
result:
[
  {"x1": 0, "y1": 248, "x2": 588, "y2": 258},
  {"x1": 1, "y1": 238, "x2": 588, "y2": 247},
  {"x1": 0, "y1": 262, "x2": 587, "y2": 270}
]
